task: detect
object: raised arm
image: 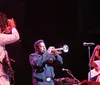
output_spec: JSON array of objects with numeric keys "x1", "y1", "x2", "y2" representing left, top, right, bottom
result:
[
  {"x1": 89, "y1": 45, "x2": 99, "y2": 67},
  {"x1": 0, "y1": 27, "x2": 20, "y2": 45},
  {"x1": 55, "y1": 55, "x2": 63, "y2": 64},
  {"x1": 47, "y1": 46, "x2": 63, "y2": 64}
]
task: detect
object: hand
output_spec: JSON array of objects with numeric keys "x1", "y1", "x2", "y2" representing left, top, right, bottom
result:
[
  {"x1": 47, "y1": 46, "x2": 55, "y2": 54},
  {"x1": 47, "y1": 46, "x2": 62, "y2": 56},
  {"x1": 7, "y1": 18, "x2": 16, "y2": 28}
]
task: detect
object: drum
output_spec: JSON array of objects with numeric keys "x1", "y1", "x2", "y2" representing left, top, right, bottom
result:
[{"x1": 54, "y1": 77, "x2": 78, "y2": 85}]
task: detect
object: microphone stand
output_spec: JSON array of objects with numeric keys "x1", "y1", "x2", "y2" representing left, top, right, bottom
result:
[
  {"x1": 83, "y1": 42, "x2": 95, "y2": 82},
  {"x1": 65, "y1": 69, "x2": 80, "y2": 84},
  {"x1": 87, "y1": 46, "x2": 92, "y2": 81}
]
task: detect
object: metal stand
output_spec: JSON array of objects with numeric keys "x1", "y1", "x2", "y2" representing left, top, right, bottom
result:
[
  {"x1": 88, "y1": 46, "x2": 91, "y2": 81},
  {"x1": 66, "y1": 70, "x2": 80, "y2": 84},
  {"x1": 83, "y1": 42, "x2": 95, "y2": 81}
]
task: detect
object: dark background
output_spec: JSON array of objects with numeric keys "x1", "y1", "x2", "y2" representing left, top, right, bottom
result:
[{"x1": 1, "y1": 0, "x2": 100, "y2": 85}]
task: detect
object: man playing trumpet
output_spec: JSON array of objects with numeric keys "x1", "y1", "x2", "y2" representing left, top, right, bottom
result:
[{"x1": 29, "y1": 39, "x2": 63, "y2": 85}]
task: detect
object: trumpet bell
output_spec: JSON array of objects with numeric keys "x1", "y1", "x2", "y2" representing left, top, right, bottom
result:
[{"x1": 63, "y1": 45, "x2": 69, "y2": 52}]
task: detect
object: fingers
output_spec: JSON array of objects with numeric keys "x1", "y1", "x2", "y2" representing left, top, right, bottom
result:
[
  {"x1": 47, "y1": 46, "x2": 62, "y2": 56},
  {"x1": 7, "y1": 18, "x2": 16, "y2": 28},
  {"x1": 47, "y1": 46, "x2": 55, "y2": 53}
]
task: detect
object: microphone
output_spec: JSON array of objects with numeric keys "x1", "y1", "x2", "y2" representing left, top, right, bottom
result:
[
  {"x1": 10, "y1": 58, "x2": 15, "y2": 62},
  {"x1": 62, "y1": 68, "x2": 69, "y2": 71},
  {"x1": 83, "y1": 42, "x2": 95, "y2": 46}
]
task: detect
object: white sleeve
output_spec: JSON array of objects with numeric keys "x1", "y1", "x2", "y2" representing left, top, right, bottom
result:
[
  {"x1": 0, "y1": 27, "x2": 20, "y2": 45},
  {"x1": 94, "y1": 60, "x2": 100, "y2": 67}
]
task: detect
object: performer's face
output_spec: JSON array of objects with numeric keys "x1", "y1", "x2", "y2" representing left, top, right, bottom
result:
[{"x1": 37, "y1": 42, "x2": 46, "y2": 53}]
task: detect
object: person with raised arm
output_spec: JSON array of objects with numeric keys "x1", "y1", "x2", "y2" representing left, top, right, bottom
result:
[{"x1": 0, "y1": 18, "x2": 20, "y2": 85}]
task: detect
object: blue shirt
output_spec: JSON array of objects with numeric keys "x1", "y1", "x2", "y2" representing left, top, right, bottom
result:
[{"x1": 29, "y1": 51, "x2": 63, "y2": 81}]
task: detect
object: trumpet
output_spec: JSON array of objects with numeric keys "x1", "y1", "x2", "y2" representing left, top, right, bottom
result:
[{"x1": 55, "y1": 45, "x2": 69, "y2": 53}]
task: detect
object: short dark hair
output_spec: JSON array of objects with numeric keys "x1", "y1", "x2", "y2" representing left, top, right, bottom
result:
[{"x1": 34, "y1": 39, "x2": 44, "y2": 49}]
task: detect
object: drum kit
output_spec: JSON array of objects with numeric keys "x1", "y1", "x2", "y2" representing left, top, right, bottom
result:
[
  {"x1": 54, "y1": 70, "x2": 81, "y2": 85},
  {"x1": 54, "y1": 77, "x2": 80, "y2": 85}
]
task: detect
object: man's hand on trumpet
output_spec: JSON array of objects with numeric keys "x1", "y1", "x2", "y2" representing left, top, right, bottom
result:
[{"x1": 47, "y1": 46, "x2": 62, "y2": 56}]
